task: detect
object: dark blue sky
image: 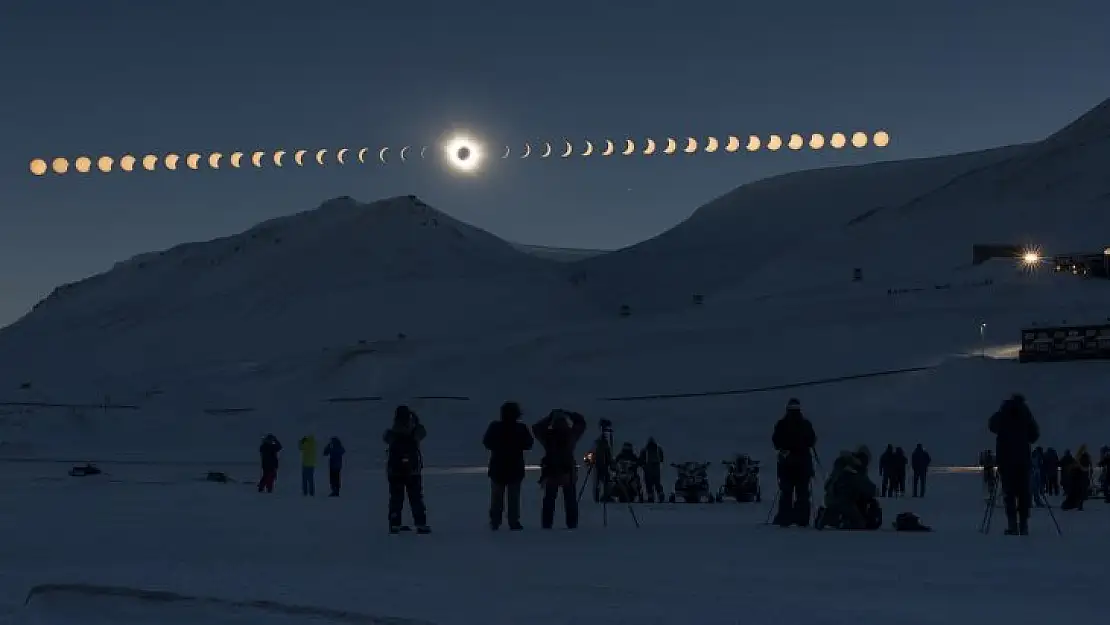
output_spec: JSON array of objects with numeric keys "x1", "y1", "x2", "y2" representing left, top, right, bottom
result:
[{"x1": 1, "y1": 0, "x2": 1107, "y2": 325}]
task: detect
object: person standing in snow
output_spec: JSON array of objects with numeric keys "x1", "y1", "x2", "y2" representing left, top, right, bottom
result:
[
  {"x1": 911, "y1": 443, "x2": 931, "y2": 497},
  {"x1": 878, "y1": 444, "x2": 895, "y2": 497},
  {"x1": 639, "y1": 437, "x2": 666, "y2": 503},
  {"x1": 257, "y1": 433, "x2": 282, "y2": 493},
  {"x1": 383, "y1": 405, "x2": 430, "y2": 534},
  {"x1": 1042, "y1": 447, "x2": 1060, "y2": 496},
  {"x1": 590, "y1": 420, "x2": 615, "y2": 502},
  {"x1": 323, "y1": 436, "x2": 345, "y2": 496},
  {"x1": 482, "y1": 401, "x2": 534, "y2": 531},
  {"x1": 987, "y1": 393, "x2": 1040, "y2": 535},
  {"x1": 533, "y1": 409, "x2": 587, "y2": 529},
  {"x1": 1061, "y1": 445, "x2": 1092, "y2": 511},
  {"x1": 298, "y1": 434, "x2": 317, "y2": 496},
  {"x1": 891, "y1": 447, "x2": 909, "y2": 496},
  {"x1": 771, "y1": 398, "x2": 817, "y2": 527}
]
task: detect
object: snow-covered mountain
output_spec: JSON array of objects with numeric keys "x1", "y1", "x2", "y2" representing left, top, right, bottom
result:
[{"x1": 3, "y1": 98, "x2": 1110, "y2": 464}]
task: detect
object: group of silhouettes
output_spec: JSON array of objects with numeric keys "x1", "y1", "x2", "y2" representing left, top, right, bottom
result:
[
  {"x1": 876, "y1": 444, "x2": 933, "y2": 498},
  {"x1": 256, "y1": 433, "x2": 346, "y2": 497},
  {"x1": 980, "y1": 442, "x2": 1109, "y2": 513}
]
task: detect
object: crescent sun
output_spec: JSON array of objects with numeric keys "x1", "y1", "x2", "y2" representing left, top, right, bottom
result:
[
  {"x1": 726, "y1": 136, "x2": 740, "y2": 152},
  {"x1": 540, "y1": 142, "x2": 552, "y2": 158},
  {"x1": 229, "y1": 152, "x2": 243, "y2": 168},
  {"x1": 356, "y1": 148, "x2": 367, "y2": 164},
  {"x1": 399, "y1": 146, "x2": 410, "y2": 162},
  {"x1": 521, "y1": 143, "x2": 532, "y2": 158},
  {"x1": 273, "y1": 150, "x2": 286, "y2": 167},
  {"x1": 294, "y1": 150, "x2": 306, "y2": 166},
  {"x1": 664, "y1": 138, "x2": 677, "y2": 154},
  {"x1": 582, "y1": 141, "x2": 594, "y2": 156},
  {"x1": 560, "y1": 140, "x2": 573, "y2": 158},
  {"x1": 502, "y1": 146, "x2": 510, "y2": 159},
  {"x1": 250, "y1": 151, "x2": 264, "y2": 167},
  {"x1": 165, "y1": 154, "x2": 180, "y2": 170},
  {"x1": 643, "y1": 139, "x2": 656, "y2": 155},
  {"x1": 337, "y1": 148, "x2": 349, "y2": 164},
  {"x1": 602, "y1": 140, "x2": 614, "y2": 156},
  {"x1": 420, "y1": 147, "x2": 427, "y2": 159},
  {"x1": 706, "y1": 137, "x2": 720, "y2": 153},
  {"x1": 684, "y1": 137, "x2": 698, "y2": 153},
  {"x1": 315, "y1": 149, "x2": 327, "y2": 165},
  {"x1": 622, "y1": 139, "x2": 635, "y2": 156},
  {"x1": 208, "y1": 153, "x2": 222, "y2": 169},
  {"x1": 747, "y1": 135, "x2": 761, "y2": 151},
  {"x1": 186, "y1": 153, "x2": 201, "y2": 169},
  {"x1": 378, "y1": 147, "x2": 389, "y2": 163}
]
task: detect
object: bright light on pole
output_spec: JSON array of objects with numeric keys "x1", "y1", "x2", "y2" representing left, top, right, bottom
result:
[{"x1": 979, "y1": 323, "x2": 987, "y2": 357}]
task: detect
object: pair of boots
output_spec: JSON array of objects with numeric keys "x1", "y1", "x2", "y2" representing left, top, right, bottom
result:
[{"x1": 1003, "y1": 508, "x2": 1029, "y2": 535}]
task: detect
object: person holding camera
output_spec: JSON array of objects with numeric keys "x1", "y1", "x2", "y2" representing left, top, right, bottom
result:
[
  {"x1": 383, "y1": 405, "x2": 430, "y2": 534},
  {"x1": 533, "y1": 409, "x2": 587, "y2": 529},
  {"x1": 591, "y1": 419, "x2": 615, "y2": 502},
  {"x1": 482, "y1": 401, "x2": 535, "y2": 530}
]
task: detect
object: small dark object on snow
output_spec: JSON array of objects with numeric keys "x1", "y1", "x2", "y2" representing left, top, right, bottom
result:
[
  {"x1": 893, "y1": 512, "x2": 932, "y2": 532},
  {"x1": 206, "y1": 471, "x2": 231, "y2": 483},
  {"x1": 69, "y1": 463, "x2": 102, "y2": 477}
]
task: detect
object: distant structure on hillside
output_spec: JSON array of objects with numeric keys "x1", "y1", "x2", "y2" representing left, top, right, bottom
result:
[{"x1": 1019, "y1": 321, "x2": 1110, "y2": 363}]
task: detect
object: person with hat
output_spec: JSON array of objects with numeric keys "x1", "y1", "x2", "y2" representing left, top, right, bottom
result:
[
  {"x1": 771, "y1": 398, "x2": 817, "y2": 527},
  {"x1": 482, "y1": 401, "x2": 535, "y2": 531},
  {"x1": 532, "y1": 409, "x2": 587, "y2": 529},
  {"x1": 987, "y1": 393, "x2": 1040, "y2": 534}
]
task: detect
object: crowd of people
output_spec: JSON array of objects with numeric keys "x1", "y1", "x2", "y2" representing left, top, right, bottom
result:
[{"x1": 250, "y1": 394, "x2": 1108, "y2": 536}]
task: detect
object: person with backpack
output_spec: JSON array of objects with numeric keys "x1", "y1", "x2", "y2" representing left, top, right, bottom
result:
[
  {"x1": 383, "y1": 405, "x2": 430, "y2": 534},
  {"x1": 910, "y1": 443, "x2": 931, "y2": 497},
  {"x1": 771, "y1": 398, "x2": 817, "y2": 527},
  {"x1": 988, "y1": 393, "x2": 1040, "y2": 535},
  {"x1": 257, "y1": 433, "x2": 282, "y2": 493},
  {"x1": 638, "y1": 437, "x2": 666, "y2": 502},
  {"x1": 533, "y1": 409, "x2": 587, "y2": 529},
  {"x1": 482, "y1": 401, "x2": 534, "y2": 531},
  {"x1": 322, "y1": 436, "x2": 345, "y2": 497},
  {"x1": 298, "y1": 434, "x2": 317, "y2": 496}
]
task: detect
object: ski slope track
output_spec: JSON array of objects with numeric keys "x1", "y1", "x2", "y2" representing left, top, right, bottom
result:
[{"x1": 2, "y1": 98, "x2": 1110, "y2": 467}]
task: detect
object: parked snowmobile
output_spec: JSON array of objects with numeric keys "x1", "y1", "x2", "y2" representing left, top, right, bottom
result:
[
  {"x1": 716, "y1": 454, "x2": 762, "y2": 503},
  {"x1": 611, "y1": 457, "x2": 644, "y2": 502},
  {"x1": 668, "y1": 461, "x2": 714, "y2": 503}
]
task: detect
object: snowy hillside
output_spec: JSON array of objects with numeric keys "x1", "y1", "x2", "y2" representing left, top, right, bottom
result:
[{"x1": 2, "y1": 99, "x2": 1110, "y2": 468}]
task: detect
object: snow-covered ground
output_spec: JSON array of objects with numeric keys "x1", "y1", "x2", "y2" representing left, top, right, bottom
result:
[{"x1": 1, "y1": 464, "x2": 1105, "y2": 625}]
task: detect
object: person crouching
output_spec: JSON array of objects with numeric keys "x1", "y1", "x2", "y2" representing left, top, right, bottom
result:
[{"x1": 532, "y1": 409, "x2": 587, "y2": 529}]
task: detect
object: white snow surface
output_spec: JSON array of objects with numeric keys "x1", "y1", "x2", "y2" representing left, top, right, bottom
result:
[{"x1": 0, "y1": 464, "x2": 1106, "y2": 625}]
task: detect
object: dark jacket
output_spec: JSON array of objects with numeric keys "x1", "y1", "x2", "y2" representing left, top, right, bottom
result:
[
  {"x1": 1042, "y1": 448, "x2": 1059, "y2": 472},
  {"x1": 911, "y1": 445, "x2": 931, "y2": 472},
  {"x1": 323, "y1": 437, "x2": 345, "y2": 471},
  {"x1": 987, "y1": 395, "x2": 1040, "y2": 467},
  {"x1": 259, "y1": 435, "x2": 282, "y2": 470},
  {"x1": 532, "y1": 410, "x2": 587, "y2": 481},
  {"x1": 483, "y1": 402, "x2": 535, "y2": 483},
  {"x1": 891, "y1": 448, "x2": 908, "y2": 477},
  {"x1": 383, "y1": 405, "x2": 426, "y2": 477},
  {"x1": 772, "y1": 409, "x2": 816, "y2": 478},
  {"x1": 879, "y1": 445, "x2": 895, "y2": 477}
]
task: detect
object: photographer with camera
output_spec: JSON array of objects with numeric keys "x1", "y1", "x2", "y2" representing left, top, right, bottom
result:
[
  {"x1": 533, "y1": 409, "x2": 587, "y2": 529},
  {"x1": 590, "y1": 419, "x2": 615, "y2": 502},
  {"x1": 383, "y1": 404, "x2": 430, "y2": 534}
]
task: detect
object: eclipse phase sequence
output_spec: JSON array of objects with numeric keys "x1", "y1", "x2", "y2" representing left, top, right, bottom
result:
[{"x1": 28, "y1": 130, "x2": 891, "y2": 176}]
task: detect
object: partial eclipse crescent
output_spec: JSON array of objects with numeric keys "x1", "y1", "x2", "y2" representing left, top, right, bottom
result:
[
  {"x1": 165, "y1": 154, "x2": 180, "y2": 170},
  {"x1": 186, "y1": 153, "x2": 201, "y2": 169},
  {"x1": 250, "y1": 151, "x2": 264, "y2": 167},
  {"x1": 664, "y1": 138, "x2": 677, "y2": 154},
  {"x1": 706, "y1": 137, "x2": 720, "y2": 153},
  {"x1": 399, "y1": 146, "x2": 410, "y2": 162},
  {"x1": 540, "y1": 142, "x2": 552, "y2": 158},
  {"x1": 560, "y1": 141, "x2": 573, "y2": 158},
  {"x1": 746, "y1": 135, "x2": 761, "y2": 151},
  {"x1": 294, "y1": 150, "x2": 306, "y2": 166},
  {"x1": 208, "y1": 152, "x2": 222, "y2": 169},
  {"x1": 230, "y1": 152, "x2": 243, "y2": 168},
  {"x1": 643, "y1": 138, "x2": 656, "y2": 155},
  {"x1": 315, "y1": 149, "x2": 327, "y2": 165},
  {"x1": 378, "y1": 147, "x2": 389, "y2": 163},
  {"x1": 502, "y1": 145, "x2": 510, "y2": 159},
  {"x1": 521, "y1": 143, "x2": 531, "y2": 158},
  {"x1": 622, "y1": 139, "x2": 635, "y2": 156},
  {"x1": 725, "y1": 136, "x2": 740, "y2": 152},
  {"x1": 273, "y1": 150, "x2": 286, "y2": 167},
  {"x1": 602, "y1": 140, "x2": 614, "y2": 156},
  {"x1": 767, "y1": 135, "x2": 783, "y2": 151},
  {"x1": 582, "y1": 141, "x2": 594, "y2": 156},
  {"x1": 356, "y1": 148, "x2": 367, "y2": 164},
  {"x1": 337, "y1": 148, "x2": 349, "y2": 165},
  {"x1": 684, "y1": 137, "x2": 698, "y2": 154}
]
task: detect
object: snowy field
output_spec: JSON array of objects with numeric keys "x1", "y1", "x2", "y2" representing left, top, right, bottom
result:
[{"x1": 1, "y1": 464, "x2": 1105, "y2": 625}]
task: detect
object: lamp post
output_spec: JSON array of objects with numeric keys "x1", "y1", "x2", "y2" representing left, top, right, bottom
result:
[{"x1": 979, "y1": 323, "x2": 987, "y2": 357}]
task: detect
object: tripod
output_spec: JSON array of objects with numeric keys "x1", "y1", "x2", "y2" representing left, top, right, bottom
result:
[{"x1": 980, "y1": 475, "x2": 1062, "y2": 535}]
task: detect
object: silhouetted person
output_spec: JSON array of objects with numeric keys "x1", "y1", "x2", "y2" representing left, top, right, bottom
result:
[
  {"x1": 384, "y1": 405, "x2": 429, "y2": 533},
  {"x1": 638, "y1": 437, "x2": 666, "y2": 502},
  {"x1": 483, "y1": 401, "x2": 534, "y2": 530},
  {"x1": 257, "y1": 433, "x2": 282, "y2": 493},
  {"x1": 988, "y1": 393, "x2": 1040, "y2": 535},
  {"x1": 298, "y1": 434, "x2": 317, "y2": 496},
  {"x1": 771, "y1": 398, "x2": 817, "y2": 527},
  {"x1": 911, "y1": 444, "x2": 931, "y2": 497},
  {"x1": 533, "y1": 410, "x2": 587, "y2": 529},
  {"x1": 590, "y1": 421, "x2": 614, "y2": 502},
  {"x1": 892, "y1": 447, "x2": 908, "y2": 496},
  {"x1": 323, "y1": 436, "x2": 345, "y2": 496},
  {"x1": 878, "y1": 444, "x2": 895, "y2": 497},
  {"x1": 1042, "y1": 447, "x2": 1060, "y2": 495}
]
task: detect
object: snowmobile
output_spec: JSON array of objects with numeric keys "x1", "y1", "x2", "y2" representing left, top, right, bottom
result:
[
  {"x1": 716, "y1": 454, "x2": 761, "y2": 503},
  {"x1": 668, "y1": 461, "x2": 714, "y2": 503},
  {"x1": 611, "y1": 457, "x2": 644, "y2": 503}
]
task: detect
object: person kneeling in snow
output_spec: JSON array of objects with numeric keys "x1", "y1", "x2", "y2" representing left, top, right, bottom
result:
[{"x1": 816, "y1": 450, "x2": 880, "y2": 530}]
